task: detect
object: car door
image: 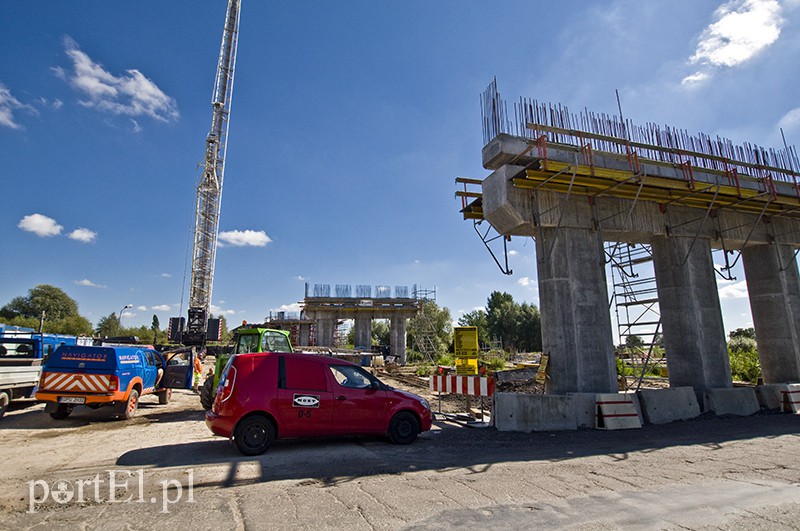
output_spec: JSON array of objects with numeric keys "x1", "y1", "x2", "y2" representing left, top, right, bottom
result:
[
  {"x1": 328, "y1": 364, "x2": 389, "y2": 435},
  {"x1": 160, "y1": 349, "x2": 194, "y2": 390},
  {"x1": 275, "y1": 356, "x2": 334, "y2": 437},
  {"x1": 141, "y1": 350, "x2": 158, "y2": 390}
]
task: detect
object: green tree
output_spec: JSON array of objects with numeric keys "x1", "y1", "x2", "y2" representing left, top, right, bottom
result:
[
  {"x1": 1, "y1": 284, "x2": 80, "y2": 321},
  {"x1": 344, "y1": 320, "x2": 391, "y2": 347},
  {"x1": 729, "y1": 327, "x2": 756, "y2": 340},
  {"x1": 457, "y1": 309, "x2": 489, "y2": 347},
  {"x1": 372, "y1": 320, "x2": 390, "y2": 346},
  {"x1": 95, "y1": 312, "x2": 120, "y2": 338},
  {"x1": 516, "y1": 303, "x2": 542, "y2": 352},
  {"x1": 625, "y1": 335, "x2": 645, "y2": 349},
  {"x1": 1, "y1": 284, "x2": 93, "y2": 335},
  {"x1": 151, "y1": 315, "x2": 160, "y2": 344},
  {"x1": 407, "y1": 300, "x2": 452, "y2": 357},
  {"x1": 486, "y1": 291, "x2": 520, "y2": 351}
]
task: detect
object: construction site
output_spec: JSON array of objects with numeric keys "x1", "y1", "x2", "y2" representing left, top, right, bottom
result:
[{"x1": 456, "y1": 80, "x2": 800, "y2": 429}]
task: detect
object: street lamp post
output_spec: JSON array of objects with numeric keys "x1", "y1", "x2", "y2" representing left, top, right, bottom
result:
[{"x1": 119, "y1": 304, "x2": 133, "y2": 329}]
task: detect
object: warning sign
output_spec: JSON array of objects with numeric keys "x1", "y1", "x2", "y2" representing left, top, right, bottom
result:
[
  {"x1": 535, "y1": 354, "x2": 549, "y2": 384},
  {"x1": 454, "y1": 327, "x2": 479, "y2": 376}
]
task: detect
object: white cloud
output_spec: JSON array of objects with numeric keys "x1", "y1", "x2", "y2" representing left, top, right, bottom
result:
[
  {"x1": 681, "y1": 71, "x2": 711, "y2": 86},
  {"x1": 74, "y1": 279, "x2": 106, "y2": 288},
  {"x1": 68, "y1": 227, "x2": 97, "y2": 243},
  {"x1": 778, "y1": 107, "x2": 800, "y2": 132},
  {"x1": 518, "y1": 276, "x2": 537, "y2": 288},
  {"x1": 59, "y1": 36, "x2": 179, "y2": 124},
  {"x1": 271, "y1": 302, "x2": 302, "y2": 314},
  {"x1": 690, "y1": 0, "x2": 782, "y2": 68},
  {"x1": 209, "y1": 304, "x2": 237, "y2": 316},
  {"x1": 0, "y1": 81, "x2": 37, "y2": 130},
  {"x1": 136, "y1": 305, "x2": 148, "y2": 311},
  {"x1": 719, "y1": 280, "x2": 749, "y2": 298},
  {"x1": 18, "y1": 213, "x2": 63, "y2": 237},
  {"x1": 294, "y1": 275, "x2": 308, "y2": 282},
  {"x1": 218, "y1": 229, "x2": 272, "y2": 247},
  {"x1": 151, "y1": 304, "x2": 172, "y2": 312},
  {"x1": 160, "y1": 273, "x2": 172, "y2": 278}
]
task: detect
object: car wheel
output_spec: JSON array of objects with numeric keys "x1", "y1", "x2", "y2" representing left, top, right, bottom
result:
[
  {"x1": 388, "y1": 411, "x2": 420, "y2": 445},
  {"x1": 50, "y1": 404, "x2": 73, "y2": 420},
  {"x1": 121, "y1": 389, "x2": 139, "y2": 420},
  {"x1": 0, "y1": 391, "x2": 10, "y2": 419},
  {"x1": 157, "y1": 389, "x2": 172, "y2": 405},
  {"x1": 234, "y1": 416, "x2": 274, "y2": 456},
  {"x1": 199, "y1": 377, "x2": 215, "y2": 411}
]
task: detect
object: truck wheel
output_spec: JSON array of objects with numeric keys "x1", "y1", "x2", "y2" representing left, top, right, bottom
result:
[
  {"x1": 50, "y1": 404, "x2": 73, "y2": 420},
  {"x1": 0, "y1": 391, "x2": 10, "y2": 419},
  {"x1": 121, "y1": 390, "x2": 139, "y2": 420},
  {"x1": 200, "y1": 377, "x2": 215, "y2": 410},
  {"x1": 233, "y1": 416, "x2": 274, "y2": 456},
  {"x1": 157, "y1": 389, "x2": 172, "y2": 405},
  {"x1": 388, "y1": 411, "x2": 419, "y2": 445}
]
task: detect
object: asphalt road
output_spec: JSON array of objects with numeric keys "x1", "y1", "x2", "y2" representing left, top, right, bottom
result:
[{"x1": 2, "y1": 393, "x2": 799, "y2": 530}]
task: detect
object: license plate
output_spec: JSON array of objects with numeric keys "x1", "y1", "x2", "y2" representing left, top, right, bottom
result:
[{"x1": 58, "y1": 396, "x2": 86, "y2": 404}]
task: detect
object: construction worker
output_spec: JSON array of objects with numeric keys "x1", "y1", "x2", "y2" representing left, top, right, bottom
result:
[{"x1": 192, "y1": 354, "x2": 203, "y2": 393}]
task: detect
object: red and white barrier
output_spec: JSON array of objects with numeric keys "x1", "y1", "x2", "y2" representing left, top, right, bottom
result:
[{"x1": 429, "y1": 375, "x2": 495, "y2": 397}]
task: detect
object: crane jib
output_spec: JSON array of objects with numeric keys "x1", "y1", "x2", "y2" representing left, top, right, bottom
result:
[{"x1": 183, "y1": 0, "x2": 241, "y2": 347}]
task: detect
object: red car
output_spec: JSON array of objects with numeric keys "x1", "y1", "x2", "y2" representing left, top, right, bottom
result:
[{"x1": 205, "y1": 352, "x2": 433, "y2": 455}]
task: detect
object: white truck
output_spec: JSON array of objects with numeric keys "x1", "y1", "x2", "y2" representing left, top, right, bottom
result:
[{"x1": 0, "y1": 327, "x2": 91, "y2": 419}]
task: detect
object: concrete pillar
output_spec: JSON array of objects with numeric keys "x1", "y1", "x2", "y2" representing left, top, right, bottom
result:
[
  {"x1": 651, "y1": 236, "x2": 731, "y2": 396},
  {"x1": 742, "y1": 243, "x2": 800, "y2": 383},
  {"x1": 299, "y1": 323, "x2": 311, "y2": 347},
  {"x1": 316, "y1": 315, "x2": 335, "y2": 347},
  {"x1": 354, "y1": 315, "x2": 372, "y2": 349},
  {"x1": 390, "y1": 316, "x2": 408, "y2": 365},
  {"x1": 536, "y1": 226, "x2": 616, "y2": 394}
]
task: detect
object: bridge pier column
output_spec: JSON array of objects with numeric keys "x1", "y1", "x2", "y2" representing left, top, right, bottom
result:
[
  {"x1": 651, "y1": 236, "x2": 731, "y2": 398},
  {"x1": 299, "y1": 323, "x2": 312, "y2": 346},
  {"x1": 536, "y1": 226, "x2": 616, "y2": 394},
  {"x1": 742, "y1": 243, "x2": 800, "y2": 383},
  {"x1": 390, "y1": 316, "x2": 408, "y2": 365},
  {"x1": 316, "y1": 314, "x2": 336, "y2": 347},
  {"x1": 354, "y1": 315, "x2": 372, "y2": 349}
]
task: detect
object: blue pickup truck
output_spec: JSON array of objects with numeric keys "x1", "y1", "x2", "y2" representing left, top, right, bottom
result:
[{"x1": 35, "y1": 344, "x2": 194, "y2": 420}]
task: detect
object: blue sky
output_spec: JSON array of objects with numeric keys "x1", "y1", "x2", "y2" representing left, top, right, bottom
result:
[{"x1": 2, "y1": 0, "x2": 799, "y2": 339}]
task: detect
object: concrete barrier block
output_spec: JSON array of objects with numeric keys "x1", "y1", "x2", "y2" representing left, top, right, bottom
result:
[
  {"x1": 494, "y1": 393, "x2": 577, "y2": 432},
  {"x1": 637, "y1": 387, "x2": 700, "y2": 424},
  {"x1": 704, "y1": 387, "x2": 760, "y2": 416},
  {"x1": 569, "y1": 393, "x2": 597, "y2": 429},
  {"x1": 755, "y1": 384, "x2": 789, "y2": 411}
]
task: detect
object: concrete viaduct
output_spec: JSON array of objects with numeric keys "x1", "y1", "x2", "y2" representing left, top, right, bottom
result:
[
  {"x1": 300, "y1": 286, "x2": 419, "y2": 364},
  {"x1": 459, "y1": 88, "x2": 800, "y2": 411}
]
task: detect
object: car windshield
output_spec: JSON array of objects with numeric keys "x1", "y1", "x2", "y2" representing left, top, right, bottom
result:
[
  {"x1": 261, "y1": 331, "x2": 291, "y2": 353},
  {"x1": 234, "y1": 333, "x2": 260, "y2": 354},
  {"x1": 329, "y1": 365, "x2": 377, "y2": 389}
]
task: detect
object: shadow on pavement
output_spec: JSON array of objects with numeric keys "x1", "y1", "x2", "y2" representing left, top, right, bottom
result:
[{"x1": 116, "y1": 413, "x2": 800, "y2": 489}]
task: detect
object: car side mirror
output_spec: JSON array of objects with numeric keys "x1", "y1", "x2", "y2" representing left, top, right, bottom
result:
[{"x1": 370, "y1": 381, "x2": 379, "y2": 390}]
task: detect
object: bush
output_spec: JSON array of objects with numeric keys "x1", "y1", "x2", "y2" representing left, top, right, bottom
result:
[
  {"x1": 482, "y1": 356, "x2": 507, "y2": 372},
  {"x1": 436, "y1": 353, "x2": 455, "y2": 366},
  {"x1": 414, "y1": 364, "x2": 434, "y2": 377},
  {"x1": 729, "y1": 347, "x2": 761, "y2": 384}
]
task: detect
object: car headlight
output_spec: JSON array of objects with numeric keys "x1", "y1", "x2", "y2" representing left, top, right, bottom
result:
[{"x1": 419, "y1": 397, "x2": 431, "y2": 411}]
